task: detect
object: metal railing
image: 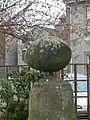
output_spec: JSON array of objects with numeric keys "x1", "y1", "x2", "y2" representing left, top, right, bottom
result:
[
  {"x1": 0, "y1": 63, "x2": 90, "y2": 119},
  {"x1": 60, "y1": 63, "x2": 90, "y2": 120}
]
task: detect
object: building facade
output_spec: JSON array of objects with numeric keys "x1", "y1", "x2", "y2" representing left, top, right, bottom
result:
[
  {"x1": 55, "y1": 14, "x2": 70, "y2": 44},
  {"x1": 63, "y1": 0, "x2": 90, "y2": 74}
]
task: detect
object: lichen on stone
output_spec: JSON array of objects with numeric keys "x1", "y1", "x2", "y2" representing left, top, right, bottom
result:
[{"x1": 25, "y1": 35, "x2": 72, "y2": 72}]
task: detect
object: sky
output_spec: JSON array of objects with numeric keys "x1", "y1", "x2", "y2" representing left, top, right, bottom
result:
[
  {"x1": 0, "y1": 0, "x2": 66, "y2": 29},
  {"x1": 24, "y1": 0, "x2": 66, "y2": 28}
]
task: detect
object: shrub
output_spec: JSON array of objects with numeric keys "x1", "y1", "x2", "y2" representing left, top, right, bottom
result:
[{"x1": 0, "y1": 68, "x2": 45, "y2": 120}]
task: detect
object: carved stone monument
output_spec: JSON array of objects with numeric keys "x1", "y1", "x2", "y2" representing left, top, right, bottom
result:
[{"x1": 26, "y1": 36, "x2": 77, "y2": 120}]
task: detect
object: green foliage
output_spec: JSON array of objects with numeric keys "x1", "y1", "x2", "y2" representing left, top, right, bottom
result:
[
  {"x1": 0, "y1": 68, "x2": 45, "y2": 120},
  {"x1": 25, "y1": 35, "x2": 72, "y2": 72}
]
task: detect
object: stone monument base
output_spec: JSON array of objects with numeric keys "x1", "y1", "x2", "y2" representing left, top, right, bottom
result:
[{"x1": 29, "y1": 80, "x2": 77, "y2": 120}]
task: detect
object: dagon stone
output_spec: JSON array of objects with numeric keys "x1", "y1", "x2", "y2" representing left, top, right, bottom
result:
[{"x1": 25, "y1": 36, "x2": 71, "y2": 72}]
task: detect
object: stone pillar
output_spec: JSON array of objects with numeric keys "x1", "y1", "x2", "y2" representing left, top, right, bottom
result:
[{"x1": 29, "y1": 80, "x2": 77, "y2": 120}]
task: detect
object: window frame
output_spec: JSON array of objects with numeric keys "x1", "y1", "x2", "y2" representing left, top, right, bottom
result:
[
  {"x1": 22, "y1": 49, "x2": 27, "y2": 61},
  {"x1": 86, "y1": 5, "x2": 90, "y2": 36}
]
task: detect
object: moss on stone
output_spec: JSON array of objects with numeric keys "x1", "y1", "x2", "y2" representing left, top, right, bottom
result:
[{"x1": 25, "y1": 36, "x2": 72, "y2": 72}]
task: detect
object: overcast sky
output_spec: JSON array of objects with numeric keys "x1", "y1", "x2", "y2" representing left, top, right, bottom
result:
[
  {"x1": 0, "y1": 0, "x2": 66, "y2": 29},
  {"x1": 26, "y1": 0, "x2": 66, "y2": 28}
]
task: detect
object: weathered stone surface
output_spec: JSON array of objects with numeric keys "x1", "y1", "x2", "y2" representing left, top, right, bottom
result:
[
  {"x1": 30, "y1": 80, "x2": 77, "y2": 120},
  {"x1": 25, "y1": 36, "x2": 71, "y2": 72}
]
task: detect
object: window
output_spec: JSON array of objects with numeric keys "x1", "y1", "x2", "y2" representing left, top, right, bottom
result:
[
  {"x1": 22, "y1": 49, "x2": 26, "y2": 61},
  {"x1": 87, "y1": 6, "x2": 90, "y2": 33},
  {"x1": 78, "y1": 0, "x2": 87, "y2": 2},
  {"x1": 77, "y1": 0, "x2": 89, "y2": 2},
  {"x1": 63, "y1": 0, "x2": 76, "y2": 4},
  {"x1": 87, "y1": 54, "x2": 90, "y2": 64},
  {"x1": 63, "y1": 0, "x2": 88, "y2": 4},
  {"x1": 66, "y1": 7, "x2": 70, "y2": 22}
]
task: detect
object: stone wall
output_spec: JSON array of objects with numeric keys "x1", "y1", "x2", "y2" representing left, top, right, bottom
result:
[{"x1": 30, "y1": 80, "x2": 77, "y2": 120}]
